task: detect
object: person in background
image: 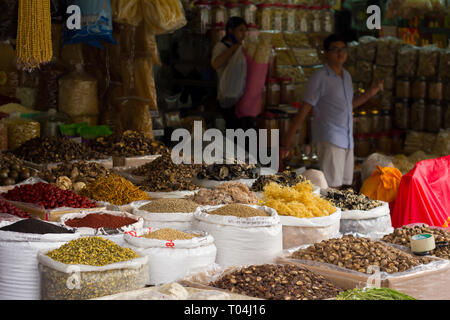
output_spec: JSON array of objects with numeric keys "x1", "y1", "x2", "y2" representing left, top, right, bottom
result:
[
  {"x1": 280, "y1": 34, "x2": 384, "y2": 189},
  {"x1": 211, "y1": 17, "x2": 248, "y2": 130}
]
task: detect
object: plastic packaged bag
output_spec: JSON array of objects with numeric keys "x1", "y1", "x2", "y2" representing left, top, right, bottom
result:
[
  {"x1": 63, "y1": 0, "x2": 116, "y2": 48},
  {"x1": 0, "y1": 230, "x2": 80, "y2": 300},
  {"x1": 391, "y1": 155, "x2": 450, "y2": 229},
  {"x1": 417, "y1": 45, "x2": 441, "y2": 78},
  {"x1": 376, "y1": 37, "x2": 402, "y2": 67},
  {"x1": 38, "y1": 247, "x2": 148, "y2": 300},
  {"x1": 373, "y1": 66, "x2": 395, "y2": 91},
  {"x1": 362, "y1": 153, "x2": 395, "y2": 183},
  {"x1": 124, "y1": 229, "x2": 217, "y2": 285},
  {"x1": 360, "y1": 166, "x2": 402, "y2": 203},
  {"x1": 280, "y1": 209, "x2": 341, "y2": 249},
  {"x1": 58, "y1": 64, "x2": 99, "y2": 118},
  {"x1": 438, "y1": 49, "x2": 450, "y2": 79},
  {"x1": 193, "y1": 205, "x2": 283, "y2": 267},
  {"x1": 354, "y1": 60, "x2": 373, "y2": 84},
  {"x1": 218, "y1": 46, "x2": 247, "y2": 109},
  {"x1": 396, "y1": 45, "x2": 418, "y2": 77},
  {"x1": 141, "y1": 0, "x2": 187, "y2": 35},
  {"x1": 432, "y1": 129, "x2": 450, "y2": 157},
  {"x1": 235, "y1": 51, "x2": 269, "y2": 119},
  {"x1": 357, "y1": 36, "x2": 377, "y2": 62},
  {"x1": 339, "y1": 202, "x2": 393, "y2": 237},
  {"x1": 7, "y1": 118, "x2": 40, "y2": 150},
  {"x1": 113, "y1": 97, "x2": 153, "y2": 138},
  {"x1": 111, "y1": 0, "x2": 142, "y2": 26}
]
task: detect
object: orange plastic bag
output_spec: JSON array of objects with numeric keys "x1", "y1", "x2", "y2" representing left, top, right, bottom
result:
[{"x1": 360, "y1": 165, "x2": 403, "y2": 203}]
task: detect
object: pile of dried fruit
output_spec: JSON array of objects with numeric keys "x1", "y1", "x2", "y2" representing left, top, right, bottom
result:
[
  {"x1": 39, "y1": 161, "x2": 111, "y2": 191},
  {"x1": 133, "y1": 153, "x2": 199, "y2": 192},
  {"x1": 0, "y1": 153, "x2": 38, "y2": 186},
  {"x1": 325, "y1": 188, "x2": 383, "y2": 211},
  {"x1": 0, "y1": 198, "x2": 30, "y2": 218},
  {"x1": 186, "y1": 182, "x2": 259, "y2": 206},
  {"x1": 89, "y1": 130, "x2": 169, "y2": 157},
  {"x1": 291, "y1": 235, "x2": 433, "y2": 274},
  {"x1": 382, "y1": 225, "x2": 450, "y2": 260},
  {"x1": 208, "y1": 204, "x2": 269, "y2": 218},
  {"x1": 2, "y1": 182, "x2": 97, "y2": 209},
  {"x1": 251, "y1": 171, "x2": 307, "y2": 192},
  {"x1": 197, "y1": 162, "x2": 259, "y2": 181},
  {"x1": 209, "y1": 264, "x2": 342, "y2": 300},
  {"x1": 12, "y1": 137, "x2": 106, "y2": 164}
]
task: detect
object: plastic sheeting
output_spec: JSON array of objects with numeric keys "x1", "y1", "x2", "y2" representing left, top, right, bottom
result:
[
  {"x1": 391, "y1": 155, "x2": 450, "y2": 229},
  {"x1": 0, "y1": 231, "x2": 80, "y2": 300},
  {"x1": 124, "y1": 229, "x2": 217, "y2": 285},
  {"x1": 193, "y1": 205, "x2": 283, "y2": 267},
  {"x1": 280, "y1": 209, "x2": 341, "y2": 249}
]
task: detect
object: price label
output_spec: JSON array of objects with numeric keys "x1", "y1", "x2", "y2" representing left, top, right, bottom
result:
[{"x1": 166, "y1": 240, "x2": 175, "y2": 248}]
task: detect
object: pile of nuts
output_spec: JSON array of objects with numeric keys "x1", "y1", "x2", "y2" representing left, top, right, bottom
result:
[
  {"x1": 251, "y1": 171, "x2": 307, "y2": 192},
  {"x1": 197, "y1": 163, "x2": 259, "y2": 181},
  {"x1": 133, "y1": 153, "x2": 199, "y2": 192},
  {"x1": 39, "y1": 161, "x2": 111, "y2": 191},
  {"x1": 291, "y1": 235, "x2": 433, "y2": 274},
  {"x1": 88, "y1": 130, "x2": 169, "y2": 157},
  {"x1": 0, "y1": 153, "x2": 38, "y2": 186},
  {"x1": 325, "y1": 188, "x2": 383, "y2": 211},
  {"x1": 12, "y1": 137, "x2": 106, "y2": 164},
  {"x1": 382, "y1": 225, "x2": 450, "y2": 260},
  {"x1": 209, "y1": 264, "x2": 342, "y2": 300}
]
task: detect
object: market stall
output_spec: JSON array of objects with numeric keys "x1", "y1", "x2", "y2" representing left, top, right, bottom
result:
[{"x1": 0, "y1": 0, "x2": 448, "y2": 301}]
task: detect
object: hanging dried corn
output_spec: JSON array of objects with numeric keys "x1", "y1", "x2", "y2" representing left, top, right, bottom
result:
[{"x1": 16, "y1": 0, "x2": 53, "y2": 71}]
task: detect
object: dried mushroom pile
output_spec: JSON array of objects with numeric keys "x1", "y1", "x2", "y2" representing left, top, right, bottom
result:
[
  {"x1": 132, "y1": 153, "x2": 199, "y2": 192},
  {"x1": 251, "y1": 171, "x2": 307, "y2": 192},
  {"x1": 291, "y1": 235, "x2": 433, "y2": 274},
  {"x1": 197, "y1": 163, "x2": 259, "y2": 181},
  {"x1": 39, "y1": 161, "x2": 111, "y2": 191},
  {"x1": 186, "y1": 182, "x2": 259, "y2": 206},
  {"x1": 12, "y1": 137, "x2": 106, "y2": 164},
  {"x1": 325, "y1": 188, "x2": 383, "y2": 211},
  {"x1": 209, "y1": 264, "x2": 342, "y2": 300},
  {"x1": 382, "y1": 225, "x2": 450, "y2": 260},
  {"x1": 0, "y1": 153, "x2": 38, "y2": 186},
  {"x1": 89, "y1": 130, "x2": 168, "y2": 157}
]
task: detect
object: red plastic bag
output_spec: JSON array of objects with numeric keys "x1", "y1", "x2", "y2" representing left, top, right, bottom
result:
[
  {"x1": 391, "y1": 155, "x2": 450, "y2": 229},
  {"x1": 235, "y1": 50, "x2": 268, "y2": 119}
]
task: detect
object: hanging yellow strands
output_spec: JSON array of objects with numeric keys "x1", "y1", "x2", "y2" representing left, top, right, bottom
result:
[{"x1": 16, "y1": 0, "x2": 53, "y2": 71}]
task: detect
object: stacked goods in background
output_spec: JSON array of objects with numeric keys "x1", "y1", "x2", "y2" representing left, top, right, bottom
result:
[{"x1": 347, "y1": 36, "x2": 450, "y2": 159}]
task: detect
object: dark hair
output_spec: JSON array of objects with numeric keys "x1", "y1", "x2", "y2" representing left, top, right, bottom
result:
[
  {"x1": 323, "y1": 34, "x2": 348, "y2": 52},
  {"x1": 222, "y1": 17, "x2": 248, "y2": 42}
]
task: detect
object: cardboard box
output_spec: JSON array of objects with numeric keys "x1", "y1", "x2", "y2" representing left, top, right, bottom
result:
[{"x1": 277, "y1": 256, "x2": 450, "y2": 300}]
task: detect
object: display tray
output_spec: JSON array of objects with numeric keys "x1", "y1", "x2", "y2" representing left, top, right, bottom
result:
[
  {"x1": 91, "y1": 285, "x2": 260, "y2": 300},
  {"x1": 112, "y1": 154, "x2": 161, "y2": 169},
  {"x1": 1, "y1": 198, "x2": 106, "y2": 222},
  {"x1": 178, "y1": 263, "x2": 347, "y2": 301},
  {"x1": 23, "y1": 158, "x2": 114, "y2": 171},
  {"x1": 277, "y1": 253, "x2": 450, "y2": 300}
]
